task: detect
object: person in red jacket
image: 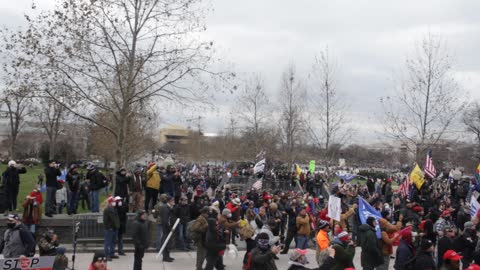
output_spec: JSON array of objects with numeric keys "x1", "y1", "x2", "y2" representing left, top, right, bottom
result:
[{"x1": 225, "y1": 198, "x2": 241, "y2": 245}]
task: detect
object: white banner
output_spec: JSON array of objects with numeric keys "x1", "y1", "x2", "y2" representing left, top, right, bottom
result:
[
  {"x1": 327, "y1": 196, "x2": 342, "y2": 222},
  {"x1": 253, "y1": 158, "x2": 266, "y2": 174}
]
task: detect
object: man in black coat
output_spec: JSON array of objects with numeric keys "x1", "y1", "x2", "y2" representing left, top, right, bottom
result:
[
  {"x1": 414, "y1": 239, "x2": 437, "y2": 270},
  {"x1": 114, "y1": 168, "x2": 131, "y2": 204},
  {"x1": 159, "y1": 195, "x2": 175, "y2": 262},
  {"x1": 160, "y1": 166, "x2": 175, "y2": 197},
  {"x1": 44, "y1": 160, "x2": 61, "y2": 217},
  {"x1": 86, "y1": 165, "x2": 107, "y2": 213},
  {"x1": 2, "y1": 161, "x2": 27, "y2": 215},
  {"x1": 66, "y1": 165, "x2": 81, "y2": 215},
  {"x1": 438, "y1": 226, "x2": 456, "y2": 267},
  {"x1": 173, "y1": 196, "x2": 191, "y2": 251},
  {"x1": 133, "y1": 210, "x2": 148, "y2": 270}
]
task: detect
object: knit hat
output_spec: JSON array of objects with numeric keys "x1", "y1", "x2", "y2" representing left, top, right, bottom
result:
[
  {"x1": 318, "y1": 220, "x2": 330, "y2": 229},
  {"x1": 222, "y1": 208, "x2": 231, "y2": 216},
  {"x1": 338, "y1": 231, "x2": 350, "y2": 242},
  {"x1": 443, "y1": 250, "x2": 463, "y2": 261},
  {"x1": 465, "y1": 221, "x2": 475, "y2": 230},
  {"x1": 420, "y1": 239, "x2": 433, "y2": 250},
  {"x1": 92, "y1": 251, "x2": 107, "y2": 263},
  {"x1": 232, "y1": 198, "x2": 241, "y2": 205},
  {"x1": 289, "y1": 248, "x2": 308, "y2": 262}
]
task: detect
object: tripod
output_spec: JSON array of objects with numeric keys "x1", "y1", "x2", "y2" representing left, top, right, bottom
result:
[{"x1": 71, "y1": 222, "x2": 80, "y2": 270}]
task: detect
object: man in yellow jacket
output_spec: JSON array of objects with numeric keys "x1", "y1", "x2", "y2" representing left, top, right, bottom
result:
[{"x1": 144, "y1": 163, "x2": 161, "y2": 212}]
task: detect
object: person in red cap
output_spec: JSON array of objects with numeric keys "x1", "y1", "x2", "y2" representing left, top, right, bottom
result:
[
  {"x1": 442, "y1": 250, "x2": 462, "y2": 270},
  {"x1": 103, "y1": 196, "x2": 120, "y2": 261},
  {"x1": 435, "y1": 210, "x2": 454, "y2": 236}
]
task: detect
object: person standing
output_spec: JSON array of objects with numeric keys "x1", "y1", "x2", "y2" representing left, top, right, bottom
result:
[
  {"x1": 145, "y1": 163, "x2": 160, "y2": 212},
  {"x1": 133, "y1": 210, "x2": 148, "y2": 270},
  {"x1": 330, "y1": 231, "x2": 356, "y2": 270},
  {"x1": 21, "y1": 189, "x2": 43, "y2": 233},
  {"x1": 114, "y1": 168, "x2": 131, "y2": 205},
  {"x1": 295, "y1": 207, "x2": 310, "y2": 249},
  {"x1": 44, "y1": 160, "x2": 61, "y2": 217},
  {"x1": 159, "y1": 195, "x2": 175, "y2": 262},
  {"x1": 315, "y1": 220, "x2": 331, "y2": 267},
  {"x1": 160, "y1": 165, "x2": 175, "y2": 198},
  {"x1": 130, "y1": 168, "x2": 144, "y2": 212},
  {"x1": 359, "y1": 217, "x2": 383, "y2": 270},
  {"x1": 3, "y1": 160, "x2": 27, "y2": 215},
  {"x1": 115, "y1": 196, "x2": 128, "y2": 256},
  {"x1": 438, "y1": 226, "x2": 456, "y2": 268},
  {"x1": 204, "y1": 218, "x2": 227, "y2": 270},
  {"x1": 414, "y1": 239, "x2": 437, "y2": 270},
  {"x1": 0, "y1": 214, "x2": 36, "y2": 258},
  {"x1": 66, "y1": 164, "x2": 81, "y2": 215},
  {"x1": 173, "y1": 196, "x2": 191, "y2": 251},
  {"x1": 250, "y1": 232, "x2": 281, "y2": 270},
  {"x1": 87, "y1": 165, "x2": 107, "y2": 213},
  {"x1": 190, "y1": 206, "x2": 210, "y2": 270},
  {"x1": 103, "y1": 196, "x2": 120, "y2": 261}
]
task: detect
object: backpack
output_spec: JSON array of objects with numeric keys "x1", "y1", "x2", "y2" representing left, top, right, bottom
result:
[
  {"x1": 187, "y1": 219, "x2": 202, "y2": 243},
  {"x1": 239, "y1": 222, "x2": 255, "y2": 240}
]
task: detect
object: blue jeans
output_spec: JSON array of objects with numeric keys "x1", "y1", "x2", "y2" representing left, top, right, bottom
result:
[
  {"x1": 156, "y1": 224, "x2": 164, "y2": 251},
  {"x1": 176, "y1": 223, "x2": 188, "y2": 249},
  {"x1": 90, "y1": 190, "x2": 100, "y2": 212},
  {"x1": 104, "y1": 229, "x2": 117, "y2": 258},
  {"x1": 295, "y1": 235, "x2": 308, "y2": 249},
  {"x1": 68, "y1": 191, "x2": 79, "y2": 214}
]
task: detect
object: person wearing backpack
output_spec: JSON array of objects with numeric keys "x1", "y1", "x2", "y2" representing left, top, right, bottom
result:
[
  {"x1": 0, "y1": 214, "x2": 36, "y2": 258},
  {"x1": 190, "y1": 206, "x2": 210, "y2": 270}
]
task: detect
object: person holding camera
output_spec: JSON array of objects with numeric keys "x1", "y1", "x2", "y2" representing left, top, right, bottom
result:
[
  {"x1": 45, "y1": 160, "x2": 61, "y2": 217},
  {"x1": 87, "y1": 164, "x2": 108, "y2": 213}
]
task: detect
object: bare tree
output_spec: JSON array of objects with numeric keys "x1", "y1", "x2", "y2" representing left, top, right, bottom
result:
[
  {"x1": 0, "y1": 87, "x2": 31, "y2": 159},
  {"x1": 380, "y1": 34, "x2": 467, "y2": 161},
  {"x1": 464, "y1": 101, "x2": 480, "y2": 146},
  {"x1": 278, "y1": 64, "x2": 306, "y2": 167},
  {"x1": 5, "y1": 0, "x2": 229, "y2": 177},
  {"x1": 308, "y1": 49, "x2": 352, "y2": 164},
  {"x1": 237, "y1": 74, "x2": 270, "y2": 157}
]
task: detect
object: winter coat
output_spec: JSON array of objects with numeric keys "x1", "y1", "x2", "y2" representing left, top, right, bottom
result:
[
  {"x1": 146, "y1": 165, "x2": 160, "y2": 190},
  {"x1": 2, "y1": 166, "x2": 27, "y2": 190},
  {"x1": 44, "y1": 166, "x2": 61, "y2": 188},
  {"x1": 173, "y1": 204, "x2": 191, "y2": 225},
  {"x1": 87, "y1": 170, "x2": 107, "y2": 191},
  {"x1": 117, "y1": 205, "x2": 128, "y2": 234},
  {"x1": 359, "y1": 224, "x2": 383, "y2": 269},
  {"x1": 381, "y1": 230, "x2": 396, "y2": 255},
  {"x1": 114, "y1": 172, "x2": 131, "y2": 198},
  {"x1": 0, "y1": 223, "x2": 36, "y2": 258},
  {"x1": 66, "y1": 170, "x2": 80, "y2": 192},
  {"x1": 132, "y1": 213, "x2": 148, "y2": 249},
  {"x1": 437, "y1": 236, "x2": 453, "y2": 267},
  {"x1": 250, "y1": 247, "x2": 278, "y2": 270},
  {"x1": 160, "y1": 172, "x2": 174, "y2": 196},
  {"x1": 296, "y1": 214, "x2": 310, "y2": 236},
  {"x1": 158, "y1": 203, "x2": 174, "y2": 229},
  {"x1": 331, "y1": 240, "x2": 355, "y2": 270},
  {"x1": 103, "y1": 206, "x2": 120, "y2": 230},
  {"x1": 204, "y1": 219, "x2": 226, "y2": 256},
  {"x1": 22, "y1": 198, "x2": 42, "y2": 225},
  {"x1": 414, "y1": 251, "x2": 436, "y2": 270},
  {"x1": 394, "y1": 239, "x2": 415, "y2": 270},
  {"x1": 453, "y1": 231, "x2": 477, "y2": 264}
]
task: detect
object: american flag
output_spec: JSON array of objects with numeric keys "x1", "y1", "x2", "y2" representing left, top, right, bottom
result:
[
  {"x1": 424, "y1": 150, "x2": 437, "y2": 178},
  {"x1": 252, "y1": 179, "x2": 263, "y2": 190},
  {"x1": 399, "y1": 178, "x2": 410, "y2": 198}
]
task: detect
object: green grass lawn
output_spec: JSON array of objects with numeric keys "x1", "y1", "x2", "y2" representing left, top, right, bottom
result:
[{"x1": 1, "y1": 164, "x2": 110, "y2": 215}]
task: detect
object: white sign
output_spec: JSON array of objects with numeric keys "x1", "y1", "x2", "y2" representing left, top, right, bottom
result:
[
  {"x1": 0, "y1": 256, "x2": 55, "y2": 270},
  {"x1": 327, "y1": 196, "x2": 342, "y2": 222}
]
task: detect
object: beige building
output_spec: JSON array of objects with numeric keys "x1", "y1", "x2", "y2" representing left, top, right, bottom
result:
[{"x1": 159, "y1": 125, "x2": 191, "y2": 145}]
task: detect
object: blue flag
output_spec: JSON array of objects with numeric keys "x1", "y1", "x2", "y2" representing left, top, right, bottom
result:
[
  {"x1": 358, "y1": 196, "x2": 382, "y2": 238},
  {"x1": 336, "y1": 172, "x2": 358, "y2": 182}
]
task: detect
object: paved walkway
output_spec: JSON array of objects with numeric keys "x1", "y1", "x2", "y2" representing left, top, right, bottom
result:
[{"x1": 0, "y1": 247, "x2": 397, "y2": 270}]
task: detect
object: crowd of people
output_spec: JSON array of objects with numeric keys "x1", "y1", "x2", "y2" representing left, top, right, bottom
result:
[{"x1": 3, "y1": 158, "x2": 480, "y2": 270}]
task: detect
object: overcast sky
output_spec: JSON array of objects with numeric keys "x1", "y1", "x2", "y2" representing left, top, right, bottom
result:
[{"x1": 2, "y1": 0, "x2": 480, "y2": 145}]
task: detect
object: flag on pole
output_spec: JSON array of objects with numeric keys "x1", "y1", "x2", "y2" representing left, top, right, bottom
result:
[
  {"x1": 475, "y1": 163, "x2": 480, "y2": 185},
  {"x1": 295, "y1": 164, "x2": 302, "y2": 176},
  {"x1": 190, "y1": 164, "x2": 199, "y2": 174},
  {"x1": 470, "y1": 191, "x2": 480, "y2": 217},
  {"x1": 424, "y1": 150, "x2": 437, "y2": 179},
  {"x1": 253, "y1": 158, "x2": 266, "y2": 174},
  {"x1": 336, "y1": 172, "x2": 358, "y2": 182},
  {"x1": 309, "y1": 160, "x2": 316, "y2": 174},
  {"x1": 358, "y1": 196, "x2": 382, "y2": 238},
  {"x1": 255, "y1": 150, "x2": 266, "y2": 161},
  {"x1": 399, "y1": 178, "x2": 411, "y2": 198},
  {"x1": 252, "y1": 179, "x2": 263, "y2": 190},
  {"x1": 410, "y1": 164, "x2": 425, "y2": 190}
]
